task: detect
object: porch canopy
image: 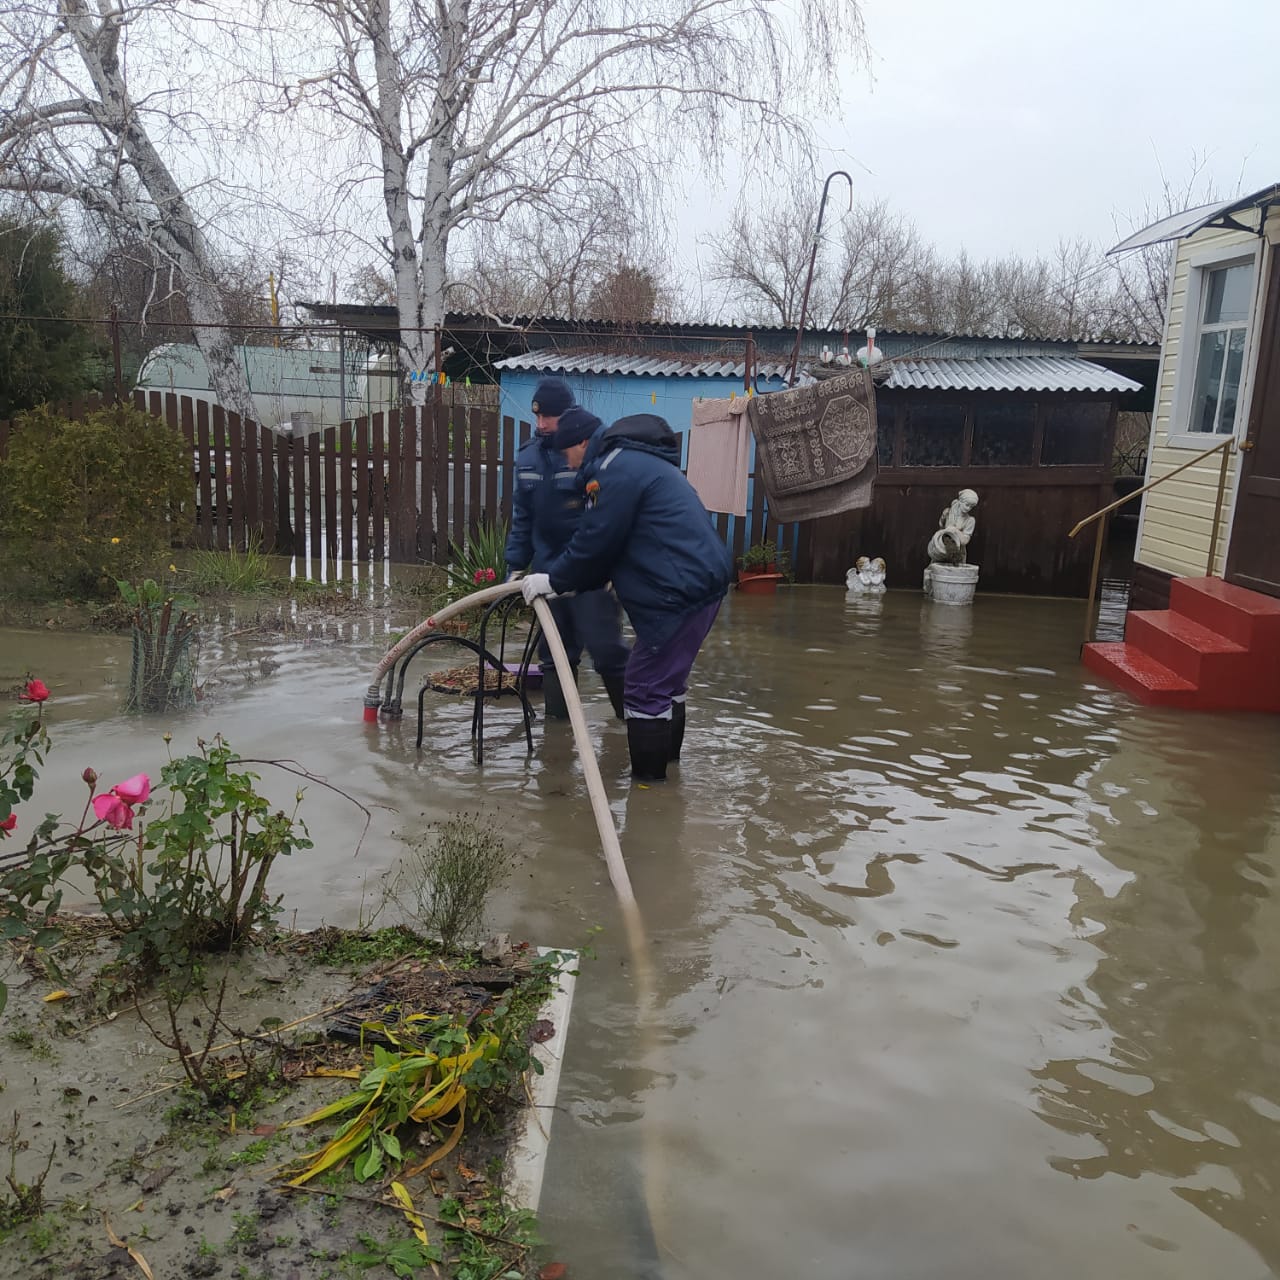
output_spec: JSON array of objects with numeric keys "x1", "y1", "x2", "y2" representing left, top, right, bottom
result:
[{"x1": 1109, "y1": 183, "x2": 1280, "y2": 255}]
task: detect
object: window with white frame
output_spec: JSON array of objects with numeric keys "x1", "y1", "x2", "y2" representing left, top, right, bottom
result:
[{"x1": 1187, "y1": 261, "x2": 1253, "y2": 434}]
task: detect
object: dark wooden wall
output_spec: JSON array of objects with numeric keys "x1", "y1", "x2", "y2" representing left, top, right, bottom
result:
[
  {"x1": 801, "y1": 470, "x2": 1113, "y2": 596},
  {"x1": 794, "y1": 390, "x2": 1119, "y2": 597}
]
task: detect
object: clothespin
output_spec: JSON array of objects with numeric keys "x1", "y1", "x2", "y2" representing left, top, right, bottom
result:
[
  {"x1": 730, "y1": 390, "x2": 736, "y2": 400},
  {"x1": 747, "y1": 387, "x2": 754, "y2": 397},
  {"x1": 650, "y1": 391, "x2": 656, "y2": 404}
]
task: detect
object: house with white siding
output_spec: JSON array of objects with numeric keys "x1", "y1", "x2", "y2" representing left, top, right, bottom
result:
[{"x1": 1084, "y1": 183, "x2": 1280, "y2": 712}]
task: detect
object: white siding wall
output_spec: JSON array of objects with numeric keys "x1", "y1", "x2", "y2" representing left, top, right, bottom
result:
[{"x1": 1135, "y1": 219, "x2": 1265, "y2": 578}]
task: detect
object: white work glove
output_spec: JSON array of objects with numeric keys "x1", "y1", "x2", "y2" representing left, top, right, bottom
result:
[{"x1": 520, "y1": 573, "x2": 556, "y2": 604}]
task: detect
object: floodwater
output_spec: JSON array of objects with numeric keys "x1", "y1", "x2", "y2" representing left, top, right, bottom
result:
[{"x1": 4, "y1": 584, "x2": 1280, "y2": 1280}]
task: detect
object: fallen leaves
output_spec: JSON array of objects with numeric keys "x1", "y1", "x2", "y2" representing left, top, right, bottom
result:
[{"x1": 102, "y1": 1212, "x2": 155, "y2": 1280}]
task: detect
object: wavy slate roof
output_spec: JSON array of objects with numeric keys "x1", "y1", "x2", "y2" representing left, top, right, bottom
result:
[
  {"x1": 881, "y1": 356, "x2": 1141, "y2": 393},
  {"x1": 495, "y1": 350, "x2": 1142, "y2": 394},
  {"x1": 494, "y1": 351, "x2": 793, "y2": 380}
]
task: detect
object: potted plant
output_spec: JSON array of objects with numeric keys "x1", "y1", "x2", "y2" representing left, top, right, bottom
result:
[{"x1": 736, "y1": 540, "x2": 787, "y2": 594}]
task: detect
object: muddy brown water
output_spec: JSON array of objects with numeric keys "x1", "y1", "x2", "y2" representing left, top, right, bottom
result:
[{"x1": 3, "y1": 584, "x2": 1279, "y2": 1280}]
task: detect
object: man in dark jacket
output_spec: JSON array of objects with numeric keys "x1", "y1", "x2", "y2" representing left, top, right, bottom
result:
[
  {"x1": 521, "y1": 413, "x2": 733, "y2": 782},
  {"x1": 504, "y1": 377, "x2": 629, "y2": 720}
]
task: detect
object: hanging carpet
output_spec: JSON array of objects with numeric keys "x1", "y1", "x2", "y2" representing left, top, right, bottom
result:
[{"x1": 746, "y1": 368, "x2": 878, "y2": 521}]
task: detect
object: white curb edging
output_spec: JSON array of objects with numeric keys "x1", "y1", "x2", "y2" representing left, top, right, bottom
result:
[{"x1": 503, "y1": 949, "x2": 578, "y2": 1214}]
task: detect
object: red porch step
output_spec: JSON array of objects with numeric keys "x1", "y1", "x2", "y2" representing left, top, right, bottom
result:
[
  {"x1": 1083, "y1": 575, "x2": 1280, "y2": 713},
  {"x1": 1082, "y1": 642, "x2": 1200, "y2": 707}
]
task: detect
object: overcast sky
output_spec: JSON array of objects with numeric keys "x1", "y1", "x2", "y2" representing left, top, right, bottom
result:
[{"x1": 677, "y1": 0, "x2": 1280, "y2": 309}]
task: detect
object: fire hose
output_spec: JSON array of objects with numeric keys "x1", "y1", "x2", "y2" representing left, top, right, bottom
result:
[{"x1": 364, "y1": 582, "x2": 667, "y2": 1263}]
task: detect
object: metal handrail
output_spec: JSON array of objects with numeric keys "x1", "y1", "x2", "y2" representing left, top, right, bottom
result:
[{"x1": 1071, "y1": 435, "x2": 1235, "y2": 647}]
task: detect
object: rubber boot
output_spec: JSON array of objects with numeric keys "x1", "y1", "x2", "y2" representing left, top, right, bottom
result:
[
  {"x1": 542, "y1": 664, "x2": 578, "y2": 721},
  {"x1": 602, "y1": 674, "x2": 627, "y2": 722},
  {"x1": 626, "y1": 717, "x2": 671, "y2": 782},
  {"x1": 668, "y1": 701, "x2": 686, "y2": 761}
]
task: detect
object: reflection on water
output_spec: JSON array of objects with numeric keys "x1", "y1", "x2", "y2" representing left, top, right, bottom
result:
[{"x1": 4, "y1": 583, "x2": 1280, "y2": 1279}]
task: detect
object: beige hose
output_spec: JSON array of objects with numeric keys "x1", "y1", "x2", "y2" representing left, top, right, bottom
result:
[{"x1": 366, "y1": 584, "x2": 665, "y2": 1255}]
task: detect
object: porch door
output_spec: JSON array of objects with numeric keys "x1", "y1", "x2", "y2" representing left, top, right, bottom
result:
[{"x1": 1227, "y1": 250, "x2": 1280, "y2": 597}]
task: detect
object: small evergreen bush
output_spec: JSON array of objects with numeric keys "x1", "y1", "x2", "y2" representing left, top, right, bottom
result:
[{"x1": 0, "y1": 403, "x2": 190, "y2": 598}]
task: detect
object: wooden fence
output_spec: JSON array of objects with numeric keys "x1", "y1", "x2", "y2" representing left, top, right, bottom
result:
[{"x1": 0, "y1": 392, "x2": 797, "y2": 571}]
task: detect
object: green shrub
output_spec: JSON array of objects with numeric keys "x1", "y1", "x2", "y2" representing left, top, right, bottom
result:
[
  {"x1": 0, "y1": 403, "x2": 190, "y2": 598},
  {"x1": 0, "y1": 731, "x2": 311, "y2": 977},
  {"x1": 185, "y1": 540, "x2": 278, "y2": 595},
  {"x1": 395, "y1": 813, "x2": 513, "y2": 951}
]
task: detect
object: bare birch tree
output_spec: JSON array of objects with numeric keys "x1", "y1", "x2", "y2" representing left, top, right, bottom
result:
[
  {"x1": 0, "y1": 0, "x2": 260, "y2": 417},
  {"x1": 269, "y1": 0, "x2": 867, "y2": 401}
]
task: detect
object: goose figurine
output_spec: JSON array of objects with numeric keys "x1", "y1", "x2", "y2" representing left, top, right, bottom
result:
[{"x1": 820, "y1": 345, "x2": 835, "y2": 365}]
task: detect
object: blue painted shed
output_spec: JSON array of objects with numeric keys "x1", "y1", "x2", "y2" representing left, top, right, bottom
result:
[{"x1": 494, "y1": 351, "x2": 790, "y2": 448}]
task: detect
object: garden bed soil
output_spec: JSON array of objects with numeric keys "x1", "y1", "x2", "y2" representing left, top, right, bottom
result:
[{"x1": 0, "y1": 919, "x2": 572, "y2": 1280}]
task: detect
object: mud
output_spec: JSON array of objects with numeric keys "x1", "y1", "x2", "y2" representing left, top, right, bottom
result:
[{"x1": 0, "y1": 923, "x2": 551, "y2": 1280}]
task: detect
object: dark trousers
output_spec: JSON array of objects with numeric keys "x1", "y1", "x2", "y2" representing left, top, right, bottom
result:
[
  {"x1": 623, "y1": 599, "x2": 722, "y2": 719},
  {"x1": 537, "y1": 588, "x2": 630, "y2": 678}
]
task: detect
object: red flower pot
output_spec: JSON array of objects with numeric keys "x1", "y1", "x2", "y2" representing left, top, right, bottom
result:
[{"x1": 736, "y1": 571, "x2": 784, "y2": 595}]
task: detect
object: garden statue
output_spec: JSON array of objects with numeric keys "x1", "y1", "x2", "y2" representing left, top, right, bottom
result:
[
  {"x1": 846, "y1": 557, "x2": 887, "y2": 593},
  {"x1": 927, "y1": 489, "x2": 979, "y2": 565},
  {"x1": 923, "y1": 489, "x2": 980, "y2": 605}
]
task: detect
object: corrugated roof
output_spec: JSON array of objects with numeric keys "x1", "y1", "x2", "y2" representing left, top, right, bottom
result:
[
  {"x1": 493, "y1": 351, "x2": 794, "y2": 380},
  {"x1": 301, "y1": 303, "x2": 1158, "y2": 351},
  {"x1": 882, "y1": 356, "x2": 1142, "y2": 393},
  {"x1": 495, "y1": 350, "x2": 1142, "y2": 394}
]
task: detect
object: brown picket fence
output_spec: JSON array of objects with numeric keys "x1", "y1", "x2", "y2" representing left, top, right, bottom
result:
[{"x1": 0, "y1": 391, "x2": 803, "y2": 572}]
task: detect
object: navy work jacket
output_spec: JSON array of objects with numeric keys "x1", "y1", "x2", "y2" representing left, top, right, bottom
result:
[
  {"x1": 545, "y1": 415, "x2": 732, "y2": 648},
  {"x1": 503, "y1": 433, "x2": 585, "y2": 573}
]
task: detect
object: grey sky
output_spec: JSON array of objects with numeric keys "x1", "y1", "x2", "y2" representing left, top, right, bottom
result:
[{"x1": 676, "y1": 0, "x2": 1279, "y2": 305}]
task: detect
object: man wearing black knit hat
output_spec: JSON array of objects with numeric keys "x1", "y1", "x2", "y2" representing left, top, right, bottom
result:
[
  {"x1": 504, "y1": 377, "x2": 629, "y2": 721},
  {"x1": 521, "y1": 412, "x2": 732, "y2": 782}
]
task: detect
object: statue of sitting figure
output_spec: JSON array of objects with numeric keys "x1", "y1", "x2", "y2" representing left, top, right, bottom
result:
[
  {"x1": 846, "y1": 557, "x2": 870, "y2": 592},
  {"x1": 927, "y1": 489, "x2": 979, "y2": 565}
]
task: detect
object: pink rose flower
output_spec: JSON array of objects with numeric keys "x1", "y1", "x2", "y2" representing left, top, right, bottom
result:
[
  {"x1": 112, "y1": 774, "x2": 151, "y2": 805},
  {"x1": 0, "y1": 812, "x2": 15, "y2": 837},
  {"x1": 92, "y1": 793, "x2": 134, "y2": 830},
  {"x1": 20, "y1": 678, "x2": 50, "y2": 703}
]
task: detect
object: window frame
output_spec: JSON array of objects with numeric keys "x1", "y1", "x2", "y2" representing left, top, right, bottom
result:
[{"x1": 1168, "y1": 241, "x2": 1263, "y2": 450}]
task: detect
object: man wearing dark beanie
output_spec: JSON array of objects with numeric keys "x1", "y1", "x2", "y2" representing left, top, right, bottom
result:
[
  {"x1": 521, "y1": 413, "x2": 733, "y2": 782},
  {"x1": 504, "y1": 378, "x2": 630, "y2": 721}
]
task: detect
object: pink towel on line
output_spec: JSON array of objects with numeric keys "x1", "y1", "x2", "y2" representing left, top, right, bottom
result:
[{"x1": 687, "y1": 397, "x2": 751, "y2": 516}]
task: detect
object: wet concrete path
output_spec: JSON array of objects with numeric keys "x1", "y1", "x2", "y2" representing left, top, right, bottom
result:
[{"x1": 4, "y1": 585, "x2": 1279, "y2": 1279}]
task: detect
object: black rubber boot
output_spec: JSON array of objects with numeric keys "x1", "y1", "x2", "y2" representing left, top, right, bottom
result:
[
  {"x1": 602, "y1": 674, "x2": 627, "y2": 722},
  {"x1": 626, "y1": 717, "x2": 671, "y2": 782},
  {"x1": 542, "y1": 664, "x2": 578, "y2": 720},
  {"x1": 668, "y1": 701, "x2": 686, "y2": 761}
]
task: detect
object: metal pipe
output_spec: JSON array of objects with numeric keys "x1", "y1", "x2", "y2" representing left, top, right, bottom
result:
[
  {"x1": 1207, "y1": 436, "x2": 1233, "y2": 576},
  {"x1": 1069, "y1": 436, "x2": 1233, "y2": 538},
  {"x1": 111, "y1": 304, "x2": 123, "y2": 404},
  {"x1": 785, "y1": 171, "x2": 853, "y2": 387},
  {"x1": 1082, "y1": 513, "x2": 1108, "y2": 650}
]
